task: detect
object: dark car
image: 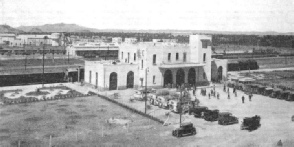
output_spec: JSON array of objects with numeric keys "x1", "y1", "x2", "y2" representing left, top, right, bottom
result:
[
  {"x1": 203, "y1": 109, "x2": 219, "y2": 122},
  {"x1": 172, "y1": 122, "x2": 196, "y2": 137},
  {"x1": 218, "y1": 112, "x2": 239, "y2": 125},
  {"x1": 189, "y1": 106, "x2": 208, "y2": 117},
  {"x1": 241, "y1": 115, "x2": 261, "y2": 131}
]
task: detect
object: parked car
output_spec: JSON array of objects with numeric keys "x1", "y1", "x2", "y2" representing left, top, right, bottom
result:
[
  {"x1": 148, "y1": 93, "x2": 158, "y2": 105},
  {"x1": 218, "y1": 112, "x2": 239, "y2": 125},
  {"x1": 189, "y1": 106, "x2": 208, "y2": 117},
  {"x1": 241, "y1": 115, "x2": 261, "y2": 131},
  {"x1": 156, "y1": 96, "x2": 169, "y2": 109},
  {"x1": 169, "y1": 100, "x2": 190, "y2": 113},
  {"x1": 203, "y1": 109, "x2": 219, "y2": 122},
  {"x1": 172, "y1": 122, "x2": 196, "y2": 137},
  {"x1": 132, "y1": 90, "x2": 145, "y2": 101}
]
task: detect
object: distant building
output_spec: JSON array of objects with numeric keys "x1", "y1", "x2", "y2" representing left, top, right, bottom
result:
[
  {"x1": 152, "y1": 39, "x2": 178, "y2": 43},
  {"x1": 66, "y1": 42, "x2": 119, "y2": 59},
  {"x1": 84, "y1": 35, "x2": 227, "y2": 90},
  {"x1": 112, "y1": 37, "x2": 122, "y2": 44},
  {"x1": 0, "y1": 33, "x2": 65, "y2": 47},
  {"x1": 124, "y1": 38, "x2": 137, "y2": 44}
]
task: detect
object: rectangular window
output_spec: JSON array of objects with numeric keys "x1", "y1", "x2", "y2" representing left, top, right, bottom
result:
[
  {"x1": 176, "y1": 53, "x2": 179, "y2": 60},
  {"x1": 203, "y1": 53, "x2": 206, "y2": 62},
  {"x1": 96, "y1": 72, "x2": 98, "y2": 86},
  {"x1": 153, "y1": 75, "x2": 156, "y2": 84},
  {"x1": 89, "y1": 71, "x2": 92, "y2": 84},
  {"x1": 183, "y1": 53, "x2": 186, "y2": 62},
  {"x1": 134, "y1": 53, "x2": 136, "y2": 61},
  {"x1": 153, "y1": 54, "x2": 156, "y2": 64},
  {"x1": 168, "y1": 53, "x2": 171, "y2": 61},
  {"x1": 141, "y1": 60, "x2": 144, "y2": 69},
  {"x1": 201, "y1": 40, "x2": 210, "y2": 48},
  {"x1": 128, "y1": 52, "x2": 130, "y2": 63}
]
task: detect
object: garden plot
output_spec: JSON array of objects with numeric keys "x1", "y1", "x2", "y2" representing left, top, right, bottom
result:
[{"x1": 3, "y1": 88, "x2": 70, "y2": 100}]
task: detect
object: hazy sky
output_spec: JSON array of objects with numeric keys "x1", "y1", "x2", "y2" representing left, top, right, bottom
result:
[{"x1": 1, "y1": 0, "x2": 294, "y2": 32}]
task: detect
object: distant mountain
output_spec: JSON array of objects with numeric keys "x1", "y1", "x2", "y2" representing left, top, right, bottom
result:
[
  {"x1": 28, "y1": 28, "x2": 43, "y2": 33},
  {"x1": 0, "y1": 25, "x2": 24, "y2": 33},
  {"x1": 17, "y1": 23, "x2": 98, "y2": 32},
  {"x1": 5, "y1": 22, "x2": 294, "y2": 35}
]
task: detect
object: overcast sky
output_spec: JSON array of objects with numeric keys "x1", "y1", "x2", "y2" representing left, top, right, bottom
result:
[{"x1": 1, "y1": 0, "x2": 294, "y2": 32}]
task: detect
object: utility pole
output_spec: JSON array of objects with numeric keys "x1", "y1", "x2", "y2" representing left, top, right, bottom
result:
[
  {"x1": 145, "y1": 67, "x2": 148, "y2": 114},
  {"x1": 42, "y1": 37, "x2": 46, "y2": 87},
  {"x1": 23, "y1": 42, "x2": 27, "y2": 71},
  {"x1": 179, "y1": 85, "x2": 183, "y2": 127}
]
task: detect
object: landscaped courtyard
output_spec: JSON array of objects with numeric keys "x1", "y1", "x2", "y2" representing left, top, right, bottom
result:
[{"x1": 0, "y1": 83, "x2": 294, "y2": 146}]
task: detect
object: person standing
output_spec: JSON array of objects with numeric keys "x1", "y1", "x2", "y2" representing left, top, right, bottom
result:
[
  {"x1": 223, "y1": 84, "x2": 226, "y2": 92},
  {"x1": 228, "y1": 93, "x2": 230, "y2": 99},
  {"x1": 235, "y1": 91, "x2": 238, "y2": 97},
  {"x1": 208, "y1": 93, "x2": 211, "y2": 99},
  {"x1": 242, "y1": 96, "x2": 245, "y2": 103},
  {"x1": 249, "y1": 93, "x2": 253, "y2": 101},
  {"x1": 217, "y1": 92, "x2": 220, "y2": 99}
]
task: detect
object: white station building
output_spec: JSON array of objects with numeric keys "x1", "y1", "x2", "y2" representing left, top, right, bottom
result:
[{"x1": 84, "y1": 35, "x2": 227, "y2": 91}]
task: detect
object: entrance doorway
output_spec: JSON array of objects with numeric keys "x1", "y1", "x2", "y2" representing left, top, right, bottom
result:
[
  {"x1": 109, "y1": 72, "x2": 117, "y2": 90},
  {"x1": 164, "y1": 70, "x2": 173, "y2": 87},
  {"x1": 126, "y1": 71, "x2": 134, "y2": 88},
  {"x1": 217, "y1": 66, "x2": 223, "y2": 81},
  {"x1": 176, "y1": 69, "x2": 185, "y2": 87},
  {"x1": 188, "y1": 68, "x2": 196, "y2": 86}
]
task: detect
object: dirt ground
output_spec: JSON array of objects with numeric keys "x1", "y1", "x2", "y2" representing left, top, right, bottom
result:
[{"x1": 1, "y1": 83, "x2": 294, "y2": 146}]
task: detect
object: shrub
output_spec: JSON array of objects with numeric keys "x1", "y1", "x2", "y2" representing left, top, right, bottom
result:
[{"x1": 156, "y1": 89, "x2": 169, "y2": 96}]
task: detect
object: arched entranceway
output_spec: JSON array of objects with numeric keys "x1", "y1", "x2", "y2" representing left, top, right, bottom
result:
[
  {"x1": 217, "y1": 66, "x2": 223, "y2": 82},
  {"x1": 126, "y1": 71, "x2": 134, "y2": 88},
  {"x1": 164, "y1": 70, "x2": 173, "y2": 87},
  {"x1": 109, "y1": 72, "x2": 117, "y2": 90},
  {"x1": 188, "y1": 68, "x2": 196, "y2": 86},
  {"x1": 176, "y1": 69, "x2": 185, "y2": 87}
]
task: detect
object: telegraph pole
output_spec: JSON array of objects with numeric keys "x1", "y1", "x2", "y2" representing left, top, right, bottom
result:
[
  {"x1": 42, "y1": 36, "x2": 48, "y2": 87},
  {"x1": 145, "y1": 67, "x2": 148, "y2": 114},
  {"x1": 179, "y1": 86, "x2": 182, "y2": 126}
]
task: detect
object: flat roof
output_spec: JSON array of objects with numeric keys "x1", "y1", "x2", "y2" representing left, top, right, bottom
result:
[{"x1": 158, "y1": 62, "x2": 205, "y2": 68}]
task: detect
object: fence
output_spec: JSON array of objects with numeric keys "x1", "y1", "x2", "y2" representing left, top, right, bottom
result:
[{"x1": 97, "y1": 93, "x2": 165, "y2": 124}]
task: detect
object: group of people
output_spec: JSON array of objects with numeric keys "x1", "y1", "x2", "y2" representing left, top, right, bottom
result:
[{"x1": 223, "y1": 84, "x2": 254, "y2": 103}]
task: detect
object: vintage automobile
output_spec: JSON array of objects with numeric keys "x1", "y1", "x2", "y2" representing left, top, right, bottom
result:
[
  {"x1": 156, "y1": 96, "x2": 169, "y2": 109},
  {"x1": 271, "y1": 89, "x2": 282, "y2": 98},
  {"x1": 241, "y1": 115, "x2": 261, "y2": 131},
  {"x1": 189, "y1": 106, "x2": 208, "y2": 117},
  {"x1": 132, "y1": 90, "x2": 145, "y2": 101},
  {"x1": 218, "y1": 112, "x2": 239, "y2": 125},
  {"x1": 169, "y1": 100, "x2": 190, "y2": 113},
  {"x1": 257, "y1": 85, "x2": 266, "y2": 95},
  {"x1": 203, "y1": 109, "x2": 219, "y2": 122},
  {"x1": 172, "y1": 122, "x2": 196, "y2": 137},
  {"x1": 286, "y1": 92, "x2": 294, "y2": 101},
  {"x1": 148, "y1": 93, "x2": 158, "y2": 106},
  {"x1": 279, "y1": 90, "x2": 290, "y2": 100},
  {"x1": 263, "y1": 87, "x2": 273, "y2": 96}
]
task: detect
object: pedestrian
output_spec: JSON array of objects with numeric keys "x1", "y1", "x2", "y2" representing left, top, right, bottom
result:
[
  {"x1": 233, "y1": 87, "x2": 236, "y2": 94},
  {"x1": 223, "y1": 84, "x2": 226, "y2": 92},
  {"x1": 249, "y1": 93, "x2": 253, "y2": 101},
  {"x1": 242, "y1": 96, "x2": 245, "y2": 103},
  {"x1": 193, "y1": 89, "x2": 196, "y2": 96},
  {"x1": 217, "y1": 92, "x2": 220, "y2": 99},
  {"x1": 228, "y1": 93, "x2": 230, "y2": 99},
  {"x1": 213, "y1": 84, "x2": 216, "y2": 91},
  {"x1": 208, "y1": 93, "x2": 211, "y2": 99},
  {"x1": 235, "y1": 91, "x2": 238, "y2": 97},
  {"x1": 227, "y1": 87, "x2": 230, "y2": 93}
]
